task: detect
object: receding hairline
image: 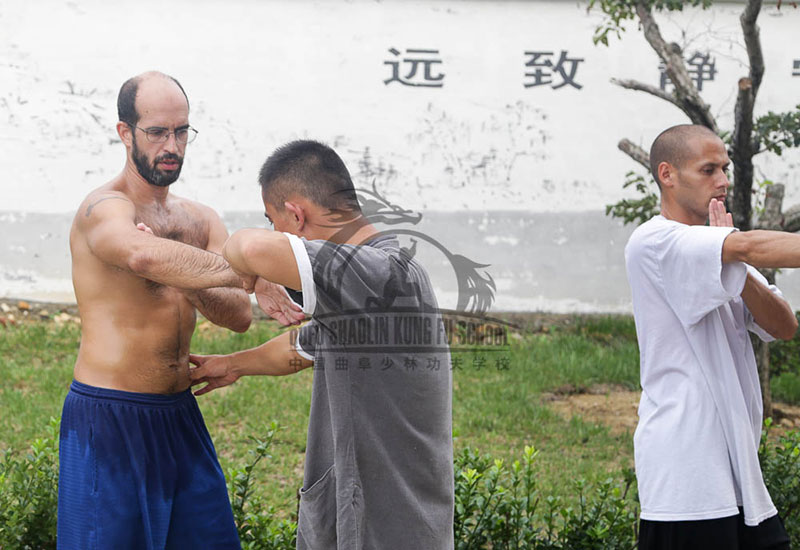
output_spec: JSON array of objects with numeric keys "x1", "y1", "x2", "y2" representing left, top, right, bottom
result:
[
  {"x1": 136, "y1": 72, "x2": 188, "y2": 105},
  {"x1": 117, "y1": 71, "x2": 189, "y2": 125}
]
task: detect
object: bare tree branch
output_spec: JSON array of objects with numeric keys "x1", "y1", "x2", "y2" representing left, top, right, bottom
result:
[
  {"x1": 742, "y1": 0, "x2": 764, "y2": 96},
  {"x1": 618, "y1": 138, "x2": 650, "y2": 170},
  {"x1": 634, "y1": 0, "x2": 719, "y2": 133},
  {"x1": 610, "y1": 78, "x2": 684, "y2": 110}
]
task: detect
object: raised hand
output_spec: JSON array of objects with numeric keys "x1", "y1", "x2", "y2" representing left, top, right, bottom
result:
[
  {"x1": 708, "y1": 198, "x2": 734, "y2": 228},
  {"x1": 254, "y1": 277, "x2": 305, "y2": 326},
  {"x1": 188, "y1": 353, "x2": 239, "y2": 396}
]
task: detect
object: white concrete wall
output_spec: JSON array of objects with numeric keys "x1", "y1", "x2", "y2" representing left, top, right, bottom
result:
[{"x1": 2, "y1": 0, "x2": 800, "y2": 310}]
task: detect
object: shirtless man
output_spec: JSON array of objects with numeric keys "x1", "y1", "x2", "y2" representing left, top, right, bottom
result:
[{"x1": 58, "y1": 71, "x2": 253, "y2": 550}]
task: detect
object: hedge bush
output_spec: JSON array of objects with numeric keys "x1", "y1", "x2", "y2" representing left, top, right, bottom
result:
[{"x1": 1, "y1": 419, "x2": 798, "y2": 549}]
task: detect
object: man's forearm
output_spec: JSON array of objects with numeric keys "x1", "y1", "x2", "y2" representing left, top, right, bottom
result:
[
  {"x1": 724, "y1": 230, "x2": 800, "y2": 268},
  {"x1": 129, "y1": 237, "x2": 242, "y2": 290},
  {"x1": 185, "y1": 287, "x2": 252, "y2": 333},
  {"x1": 231, "y1": 331, "x2": 312, "y2": 377},
  {"x1": 740, "y1": 274, "x2": 798, "y2": 341}
]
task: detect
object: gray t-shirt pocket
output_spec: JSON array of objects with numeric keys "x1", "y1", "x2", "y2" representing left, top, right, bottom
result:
[{"x1": 297, "y1": 464, "x2": 337, "y2": 550}]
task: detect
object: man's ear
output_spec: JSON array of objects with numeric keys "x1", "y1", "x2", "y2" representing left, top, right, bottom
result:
[
  {"x1": 117, "y1": 121, "x2": 133, "y2": 148},
  {"x1": 284, "y1": 201, "x2": 305, "y2": 231},
  {"x1": 658, "y1": 161, "x2": 676, "y2": 189}
]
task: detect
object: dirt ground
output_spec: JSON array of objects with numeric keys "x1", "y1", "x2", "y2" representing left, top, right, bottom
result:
[{"x1": 545, "y1": 384, "x2": 800, "y2": 437}]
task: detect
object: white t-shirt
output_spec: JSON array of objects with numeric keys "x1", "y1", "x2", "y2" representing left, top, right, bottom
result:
[{"x1": 625, "y1": 215, "x2": 781, "y2": 526}]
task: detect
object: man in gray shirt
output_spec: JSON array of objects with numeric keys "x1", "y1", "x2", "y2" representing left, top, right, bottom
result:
[{"x1": 189, "y1": 140, "x2": 454, "y2": 549}]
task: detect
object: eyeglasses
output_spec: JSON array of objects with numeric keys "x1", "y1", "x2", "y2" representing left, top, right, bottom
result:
[{"x1": 130, "y1": 124, "x2": 198, "y2": 144}]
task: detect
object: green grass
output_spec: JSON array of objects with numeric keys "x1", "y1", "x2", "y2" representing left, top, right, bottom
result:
[
  {"x1": 0, "y1": 316, "x2": 643, "y2": 517},
  {"x1": 773, "y1": 372, "x2": 800, "y2": 405}
]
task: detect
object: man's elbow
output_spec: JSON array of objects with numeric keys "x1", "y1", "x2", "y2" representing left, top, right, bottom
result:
[
  {"x1": 229, "y1": 304, "x2": 253, "y2": 333},
  {"x1": 723, "y1": 232, "x2": 753, "y2": 264},
  {"x1": 229, "y1": 318, "x2": 251, "y2": 333},
  {"x1": 222, "y1": 232, "x2": 250, "y2": 270},
  {"x1": 777, "y1": 316, "x2": 799, "y2": 341},
  {"x1": 127, "y1": 247, "x2": 154, "y2": 276}
]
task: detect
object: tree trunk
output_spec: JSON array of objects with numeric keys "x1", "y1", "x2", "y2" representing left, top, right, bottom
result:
[
  {"x1": 729, "y1": 0, "x2": 763, "y2": 229},
  {"x1": 731, "y1": 78, "x2": 756, "y2": 231},
  {"x1": 753, "y1": 183, "x2": 785, "y2": 419},
  {"x1": 752, "y1": 274, "x2": 774, "y2": 420},
  {"x1": 753, "y1": 341, "x2": 772, "y2": 419}
]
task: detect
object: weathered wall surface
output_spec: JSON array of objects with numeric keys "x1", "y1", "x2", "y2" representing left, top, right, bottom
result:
[{"x1": 2, "y1": 0, "x2": 799, "y2": 311}]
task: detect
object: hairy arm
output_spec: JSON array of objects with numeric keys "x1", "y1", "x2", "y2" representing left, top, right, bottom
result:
[
  {"x1": 181, "y1": 205, "x2": 252, "y2": 332},
  {"x1": 222, "y1": 229, "x2": 302, "y2": 290},
  {"x1": 189, "y1": 330, "x2": 312, "y2": 395},
  {"x1": 81, "y1": 193, "x2": 242, "y2": 290}
]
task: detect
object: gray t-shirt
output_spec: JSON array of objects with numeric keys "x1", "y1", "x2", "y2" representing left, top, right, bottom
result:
[{"x1": 286, "y1": 233, "x2": 454, "y2": 550}]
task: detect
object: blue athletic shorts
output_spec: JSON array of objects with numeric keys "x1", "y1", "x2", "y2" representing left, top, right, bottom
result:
[{"x1": 57, "y1": 380, "x2": 241, "y2": 550}]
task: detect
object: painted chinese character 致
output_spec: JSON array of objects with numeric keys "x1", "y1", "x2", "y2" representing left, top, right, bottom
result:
[{"x1": 524, "y1": 50, "x2": 584, "y2": 90}]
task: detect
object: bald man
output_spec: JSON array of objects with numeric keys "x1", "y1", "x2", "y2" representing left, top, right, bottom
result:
[
  {"x1": 625, "y1": 124, "x2": 796, "y2": 550},
  {"x1": 58, "y1": 72, "x2": 293, "y2": 549}
]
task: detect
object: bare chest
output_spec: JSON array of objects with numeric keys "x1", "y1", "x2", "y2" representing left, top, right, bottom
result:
[
  {"x1": 133, "y1": 205, "x2": 209, "y2": 296},
  {"x1": 134, "y1": 206, "x2": 209, "y2": 250}
]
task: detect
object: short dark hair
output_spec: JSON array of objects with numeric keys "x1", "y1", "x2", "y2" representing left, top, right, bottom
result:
[
  {"x1": 259, "y1": 140, "x2": 359, "y2": 212},
  {"x1": 117, "y1": 72, "x2": 189, "y2": 126},
  {"x1": 649, "y1": 124, "x2": 718, "y2": 187}
]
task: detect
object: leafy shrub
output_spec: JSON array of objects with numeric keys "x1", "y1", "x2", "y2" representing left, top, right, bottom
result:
[
  {"x1": 454, "y1": 446, "x2": 638, "y2": 549},
  {"x1": 226, "y1": 422, "x2": 297, "y2": 550},
  {"x1": 1, "y1": 419, "x2": 798, "y2": 549},
  {"x1": 760, "y1": 418, "x2": 800, "y2": 548},
  {"x1": 0, "y1": 418, "x2": 59, "y2": 550},
  {"x1": 769, "y1": 312, "x2": 800, "y2": 405}
]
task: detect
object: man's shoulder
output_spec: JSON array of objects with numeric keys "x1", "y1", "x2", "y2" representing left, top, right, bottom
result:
[
  {"x1": 75, "y1": 184, "x2": 134, "y2": 226},
  {"x1": 626, "y1": 216, "x2": 668, "y2": 255}
]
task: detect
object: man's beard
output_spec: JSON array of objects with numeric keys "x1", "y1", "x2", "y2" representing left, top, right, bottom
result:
[{"x1": 132, "y1": 136, "x2": 183, "y2": 187}]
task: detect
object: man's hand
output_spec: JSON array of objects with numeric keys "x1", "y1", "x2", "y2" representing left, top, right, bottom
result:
[
  {"x1": 236, "y1": 270, "x2": 258, "y2": 294},
  {"x1": 254, "y1": 278, "x2": 305, "y2": 326},
  {"x1": 189, "y1": 354, "x2": 239, "y2": 396},
  {"x1": 709, "y1": 198, "x2": 734, "y2": 228},
  {"x1": 136, "y1": 222, "x2": 155, "y2": 235}
]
